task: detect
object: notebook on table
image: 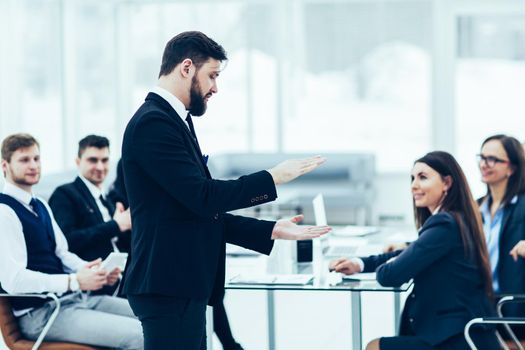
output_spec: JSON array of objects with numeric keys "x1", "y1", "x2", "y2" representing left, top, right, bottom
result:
[{"x1": 229, "y1": 274, "x2": 314, "y2": 285}]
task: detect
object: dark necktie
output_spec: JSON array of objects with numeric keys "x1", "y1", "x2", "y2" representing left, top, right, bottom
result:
[
  {"x1": 185, "y1": 113, "x2": 199, "y2": 143},
  {"x1": 29, "y1": 197, "x2": 54, "y2": 240},
  {"x1": 29, "y1": 198, "x2": 45, "y2": 220},
  {"x1": 99, "y1": 195, "x2": 114, "y2": 215},
  {"x1": 186, "y1": 113, "x2": 209, "y2": 167}
]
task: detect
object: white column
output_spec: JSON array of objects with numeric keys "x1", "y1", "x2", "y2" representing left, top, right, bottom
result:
[
  {"x1": 114, "y1": 2, "x2": 133, "y2": 157},
  {"x1": 59, "y1": 0, "x2": 78, "y2": 169},
  {"x1": 431, "y1": 0, "x2": 456, "y2": 153},
  {"x1": 0, "y1": 0, "x2": 24, "y2": 136}
]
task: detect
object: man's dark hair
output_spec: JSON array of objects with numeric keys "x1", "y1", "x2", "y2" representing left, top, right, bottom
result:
[
  {"x1": 78, "y1": 135, "x2": 110, "y2": 158},
  {"x1": 158, "y1": 31, "x2": 227, "y2": 77},
  {"x1": 1, "y1": 133, "x2": 39, "y2": 162}
]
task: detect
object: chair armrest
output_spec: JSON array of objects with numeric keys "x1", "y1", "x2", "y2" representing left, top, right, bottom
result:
[
  {"x1": 498, "y1": 295, "x2": 525, "y2": 314},
  {"x1": 465, "y1": 317, "x2": 525, "y2": 350},
  {"x1": 0, "y1": 292, "x2": 61, "y2": 350}
]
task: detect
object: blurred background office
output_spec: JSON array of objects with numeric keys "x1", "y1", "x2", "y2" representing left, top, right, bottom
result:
[{"x1": 1, "y1": 0, "x2": 525, "y2": 349}]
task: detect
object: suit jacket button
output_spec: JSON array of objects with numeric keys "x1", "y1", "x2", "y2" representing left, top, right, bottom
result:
[
  {"x1": 409, "y1": 318, "x2": 414, "y2": 323},
  {"x1": 411, "y1": 294, "x2": 415, "y2": 298}
]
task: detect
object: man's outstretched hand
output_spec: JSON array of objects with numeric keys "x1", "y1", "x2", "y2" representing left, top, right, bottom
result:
[
  {"x1": 268, "y1": 156, "x2": 326, "y2": 185},
  {"x1": 271, "y1": 214, "x2": 331, "y2": 240}
]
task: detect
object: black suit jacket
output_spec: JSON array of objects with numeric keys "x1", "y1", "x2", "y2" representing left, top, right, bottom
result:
[
  {"x1": 121, "y1": 92, "x2": 277, "y2": 304},
  {"x1": 49, "y1": 177, "x2": 129, "y2": 261},
  {"x1": 361, "y1": 212, "x2": 494, "y2": 346},
  {"x1": 479, "y1": 193, "x2": 525, "y2": 317},
  {"x1": 107, "y1": 159, "x2": 129, "y2": 209}
]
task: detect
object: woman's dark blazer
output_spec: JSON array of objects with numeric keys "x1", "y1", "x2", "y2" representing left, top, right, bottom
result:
[
  {"x1": 479, "y1": 193, "x2": 525, "y2": 317},
  {"x1": 361, "y1": 212, "x2": 494, "y2": 346}
]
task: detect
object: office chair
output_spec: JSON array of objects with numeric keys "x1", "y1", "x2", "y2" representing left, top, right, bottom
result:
[
  {"x1": 464, "y1": 295, "x2": 525, "y2": 350},
  {"x1": 0, "y1": 290, "x2": 102, "y2": 350}
]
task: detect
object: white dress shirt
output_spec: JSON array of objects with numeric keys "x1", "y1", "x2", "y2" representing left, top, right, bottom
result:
[
  {"x1": 151, "y1": 86, "x2": 191, "y2": 130},
  {"x1": 0, "y1": 182, "x2": 86, "y2": 297},
  {"x1": 79, "y1": 175, "x2": 112, "y2": 222},
  {"x1": 78, "y1": 175, "x2": 120, "y2": 252}
]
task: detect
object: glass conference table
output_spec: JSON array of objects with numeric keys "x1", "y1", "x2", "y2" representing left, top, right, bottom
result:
[{"x1": 223, "y1": 254, "x2": 412, "y2": 350}]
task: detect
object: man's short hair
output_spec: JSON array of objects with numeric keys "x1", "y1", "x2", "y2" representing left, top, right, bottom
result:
[
  {"x1": 1, "y1": 133, "x2": 39, "y2": 162},
  {"x1": 158, "y1": 31, "x2": 228, "y2": 77},
  {"x1": 78, "y1": 135, "x2": 110, "y2": 158}
]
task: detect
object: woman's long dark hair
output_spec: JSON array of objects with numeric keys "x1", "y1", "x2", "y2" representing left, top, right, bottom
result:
[
  {"x1": 481, "y1": 134, "x2": 525, "y2": 204},
  {"x1": 414, "y1": 151, "x2": 493, "y2": 297}
]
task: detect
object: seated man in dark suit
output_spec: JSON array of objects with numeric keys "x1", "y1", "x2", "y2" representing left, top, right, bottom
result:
[
  {"x1": 49, "y1": 135, "x2": 131, "y2": 266},
  {"x1": 0, "y1": 133, "x2": 142, "y2": 349}
]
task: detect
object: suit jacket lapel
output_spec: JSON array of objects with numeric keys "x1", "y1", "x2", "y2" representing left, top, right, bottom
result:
[
  {"x1": 74, "y1": 177, "x2": 105, "y2": 222},
  {"x1": 172, "y1": 113, "x2": 210, "y2": 178},
  {"x1": 146, "y1": 93, "x2": 211, "y2": 179},
  {"x1": 500, "y1": 201, "x2": 517, "y2": 245}
]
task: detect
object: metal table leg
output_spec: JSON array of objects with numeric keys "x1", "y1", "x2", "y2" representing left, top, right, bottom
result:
[
  {"x1": 351, "y1": 291, "x2": 362, "y2": 350},
  {"x1": 206, "y1": 306, "x2": 213, "y2": 350},
  {"x1": 394, "y1": 292, "x2": 401, "y2": 334},
  {"x1": 267, "y1": 290, "x2": 276, "y2": 350}
]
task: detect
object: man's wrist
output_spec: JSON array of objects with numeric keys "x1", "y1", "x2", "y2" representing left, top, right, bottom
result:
[
  {"x1": 68, "y1": 273, "x2": 80, "y2": 291},
  {"x1": 349, "y1": 258, "x2": 364, "y2": 272},
  {"x1": 266, "y1": 169, "x2": 279, "y2": 185}
]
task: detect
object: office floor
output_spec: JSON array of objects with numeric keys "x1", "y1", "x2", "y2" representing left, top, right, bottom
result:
[{"x1": 0, "y1": 290, "x2": 401, "y2": 350}]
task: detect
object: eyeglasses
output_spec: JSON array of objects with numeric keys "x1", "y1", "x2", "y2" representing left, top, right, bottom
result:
[{"x1": 476, "y1": 154, "x2": 509, "y2": 168}]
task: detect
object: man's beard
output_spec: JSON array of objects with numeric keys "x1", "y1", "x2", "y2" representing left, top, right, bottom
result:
[
  {"x1": 188, "y1": 76, "x2": 207, "y2": 117},
  {"x1": 10, "y1": 172, "x2": 40, "y2": 186}
]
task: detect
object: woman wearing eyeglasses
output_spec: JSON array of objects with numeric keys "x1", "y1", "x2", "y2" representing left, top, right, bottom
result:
[
  {"x1": 478, "y1": 134, "x2": 525, "y2": 334},
  {"x1": 330, "y1": 151, "x2": 497, "y2": 349}
]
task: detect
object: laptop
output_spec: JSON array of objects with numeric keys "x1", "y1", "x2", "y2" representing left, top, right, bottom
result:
[{"x1": 312, "y1": 194, "x2": 382, "y2": 257}]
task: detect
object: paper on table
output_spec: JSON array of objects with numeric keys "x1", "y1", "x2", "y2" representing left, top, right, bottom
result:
[{"x1": 229, "y1": 274, "x2": 314, "y2": 285}]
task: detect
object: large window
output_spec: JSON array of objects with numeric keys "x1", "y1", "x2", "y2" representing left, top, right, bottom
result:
[
  {"x1": 456, "y1": 15, "x2": 525, "y2": 197},
  {"x1": 123, "y1": 2, "x2": 279, "y2": 155},
  {"x1": 283, "y1": 1, "x2": 432, "y2": 171},
  {"x1": 2, "y1": 0, "x2": 524, "y2": 179},
  {"x1": 1, "y1": 0, "x2": 434, "y2": 176},
  {"x1": 69, "y1": 2, "x2": 118, "y2": 158},
  {"x1": 0, "y1": 0, "x2": 63, "y2": 172}
]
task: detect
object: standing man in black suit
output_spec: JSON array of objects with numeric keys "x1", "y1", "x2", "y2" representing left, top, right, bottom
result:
[
  {"x1": 122, "y1": 31, "x2": 330, "y2": 350},
  {"x1": 49, "y1": 135, "x2": 132, "y2": 264}
]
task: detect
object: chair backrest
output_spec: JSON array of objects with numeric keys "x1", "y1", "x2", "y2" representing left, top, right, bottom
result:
[
  {"x1": 0, "y1": 296, "x2": 102, "y2": 350},
  {"x1": 0, "y1": 296, "x2": 34, "y2": 349}
]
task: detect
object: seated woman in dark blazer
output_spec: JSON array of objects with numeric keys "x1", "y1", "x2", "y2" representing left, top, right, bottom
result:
[
  {"x1": 477, "y1": 134, "x2": 525, "y2": 334},
  {"x1": 330, "y1": 151, "x2": 498, "y2": 350}
]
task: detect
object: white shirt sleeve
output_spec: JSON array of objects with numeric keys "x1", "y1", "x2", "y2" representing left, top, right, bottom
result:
[{"x1": 0, "y1": 203, "x2": 85, "y2": 294}]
